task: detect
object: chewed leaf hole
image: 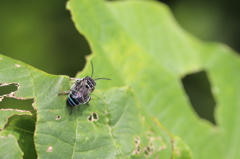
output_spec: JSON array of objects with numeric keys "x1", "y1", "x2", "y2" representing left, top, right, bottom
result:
[
  {"x1": 88, "y1": 112, "x2": 99, "y2": 122},
  {"x1": 0, "y1": 83, "x2": 18, "y2": 96},
  {"x1": 144, "y1": 145, "x2": 154, "y2": 157},
  {"x1": 55, "y1": 115, "x2": 61, "y2": 120},
  {"x1": 0, "y1": 97, "x2": 34, "y2": 111},
  {"x1": 134, "y1": 136, "x2": 141, "y2": 155},
  {"x1": 0, "y1": 83, "x2": 34, "y2": 112},
  {"x1": 134, "y1": 146, "x2": 141, "y2": 155},
  {"x1": 181, "y1": 71, "x2": 216, "y2": 125},
  {"x1": 134, "y1": 136, "x2": 141, "y2": 145}
]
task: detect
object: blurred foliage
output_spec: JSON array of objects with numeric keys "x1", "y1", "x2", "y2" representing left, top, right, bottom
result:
[
  {"x1": 0, "y1": 0, "x2": 90, "y2": 76},
  {"x1": 0, "y1": 0, "x2": 90, "y2": 111},
  {"x1": 160, "y1": 0, "x2": 240, "y2": 125},
  {"x1": 161, "y1": 0, "x2": 240, "y2": 53}
]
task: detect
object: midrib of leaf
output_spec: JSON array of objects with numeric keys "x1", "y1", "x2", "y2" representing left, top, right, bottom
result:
[
  {"x1": 72, "y1": 118, "x2": 78, "y2": 159},
  {"x1": 104, "y1": 102, "x2": 121, "y2": 159},
  {"x1": 8, "y1": 125, "x2": 34, "y2": 134},
  {"x1": 101, "y1": 89, "x2": 131, "y2": 158}
]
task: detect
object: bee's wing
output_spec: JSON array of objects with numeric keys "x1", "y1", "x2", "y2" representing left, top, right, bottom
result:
[
  {"x1": 75, "y1": 91, "x2": 90, "y2": 104},
  {"x1": 70, "y1": 78, "x2": 83, "y2": 90}
]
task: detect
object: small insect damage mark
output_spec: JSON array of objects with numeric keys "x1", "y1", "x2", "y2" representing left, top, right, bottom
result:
[
  {"x1": 87, "y1": 112, "x2": 99, "y2": 122},
  {"x1": 175, "y1": 148, "x2": 181, "y2": 156},
  {"x1": 144, "y1": 145, "x2": 154, "y2": 157},
  {"x1": 55, "y1": 115, "x2": 61, "y2": 120},
  {"x1": 133, "y1": 136, "x2": 141, "y2": 155},
  {"x1": 47, "y1": 146, "x2": 53, "y2": 152},
  {"x1": 15, "y1": 64, "x2": 21, "y2": 67},
  {"x1": 142, "y1": 132, "x2": 166, "y2": 157}
]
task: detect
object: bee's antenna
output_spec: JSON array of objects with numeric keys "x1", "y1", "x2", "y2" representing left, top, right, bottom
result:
[
  {"x1": 95, "y1": 78, "x2": 111, "y2": 81},
  {"x1": 91, "y1": 61, "x2": 94, "y2": 78}
]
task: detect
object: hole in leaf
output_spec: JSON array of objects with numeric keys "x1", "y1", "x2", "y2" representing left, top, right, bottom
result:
[
  {"x1": 55, "y1": 115, "x2": 61, "y2": 120},
  {"x1": 87, "y1": 112, "x2": 99, "y2": 122},
  {"x1": 88, "y1": 115, "x2": 92, "y2": 121},
  {"x1": 134, "y1": 136, "x2": 141, "y2": 155},
  {"x1": 0, "y1": 83, "x2": 18, "y2": 96},
  {"x1": 134, "y1": 136, "x2": 141, "y2": 145},
  {"x1": 92, "y1": 112, "x2": 98, "y2": 120},
  {"x1": 134, "y1": 146, "x2": 141, "y2": 155},
  {"x1": 181, "y1": 71, "x2": 216, "y2": 124},
  {"x1": 0, "y1": 97, "x2": 34, "y2": 112},
  {"x1": 144, "y1": 145, "x2": 154, "y2": 157}
]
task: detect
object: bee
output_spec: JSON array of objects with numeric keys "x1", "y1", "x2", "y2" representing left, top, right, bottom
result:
[{"x1": 59, "y1": 61, "x2": 111, "y2": 115}]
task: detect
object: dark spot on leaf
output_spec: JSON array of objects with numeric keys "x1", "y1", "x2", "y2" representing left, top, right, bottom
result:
[
  {"x1": 134, "y1": 146, "x2": 141, "y2": 155},
  {"x1": 133, "y1": 136, "x2": 141, "y2": 155},
  {"x1": 87, "y1": 112, "x2": 99, "y2": 122},
  {"x1": 144, "y1": 145, "x2": 154, "y2": 157},
  {"x1": 88, "y1": 115, "x2": 92, "y2": 121},
  {"x1": 134, "y1": 136, "x2": 140, "y2": 145},
  {"x1": 181, "y1": 71, "x2": 216, "y2": 124},
  {"x1": 55, "y1": 115, "x2": 61, "y2": 120},
  {"x1": 93, "y1": 112, "x2": 98, "y2": 120}
]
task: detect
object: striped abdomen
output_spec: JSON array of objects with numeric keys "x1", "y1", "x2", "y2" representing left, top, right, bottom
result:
[{"x1": 67, "y1": 94, "x2": 80, "y2": 106}]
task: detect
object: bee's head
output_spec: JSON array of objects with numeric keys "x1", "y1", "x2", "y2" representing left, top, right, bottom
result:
[{"x1": 84, "y1": 76, "x2": 96, "y2": 90}]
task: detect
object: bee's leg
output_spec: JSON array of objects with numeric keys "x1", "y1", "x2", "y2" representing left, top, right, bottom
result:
[
  {"x1": 58, "y1": 91, "x2": 70, "y2": 96},
  {"x1": 70, "y1": 78, "x2": 82, "y2": 82},
  {"x1": 86, "y1": 97, "x2": 91, "y2": 106},
  {"x1": 70, "y1": 78, "x2": 77, "y2": 81},
  {"x1": 70, "y1": 106, "x2": 75, "y2": 115}
]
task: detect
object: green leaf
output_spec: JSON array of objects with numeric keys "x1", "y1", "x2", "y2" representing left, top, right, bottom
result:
[
  {"x1": 0, "y1": 54, "x2": 183, "y2": 158},
  {"x1": 34, "y1": 86, "x2": 173, "y2": 158},
  {"x1": 0, "y1": 135, "x2": 23, "y2": 159},
  {"x1": 68, "y1": 0, "x2": 240, "y2": 158},
  {"x1": 0, "y1": 116, "x2": 36, "y2": 159}
]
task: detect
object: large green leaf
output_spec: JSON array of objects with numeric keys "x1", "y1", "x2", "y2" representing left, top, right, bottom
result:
[
  {"x1": 68, "y1": 0, "x2": 240, "y2": 158},
  {"x1": 0, "y1": 54, "x2": 186, "y2": 158}
]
